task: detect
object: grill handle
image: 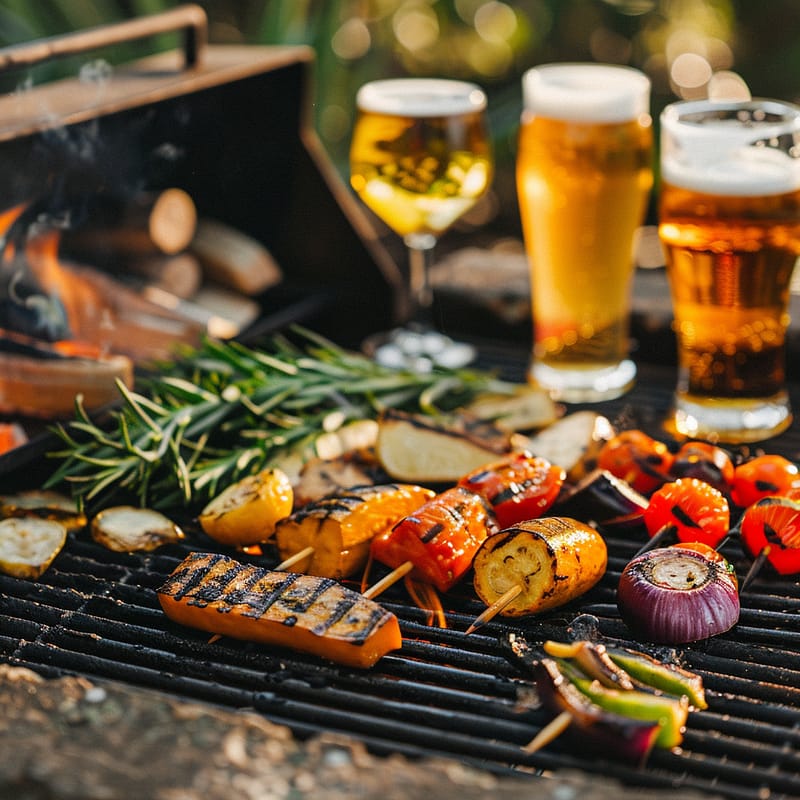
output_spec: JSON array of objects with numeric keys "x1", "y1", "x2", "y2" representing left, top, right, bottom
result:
[{"x1": 0, "y1": 3, "x2": 207, "y2": 73}]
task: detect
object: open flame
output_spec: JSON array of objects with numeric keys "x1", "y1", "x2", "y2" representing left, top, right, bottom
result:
[{"x1": 0, "y1": 203, "x2": 120, "y2": 360}]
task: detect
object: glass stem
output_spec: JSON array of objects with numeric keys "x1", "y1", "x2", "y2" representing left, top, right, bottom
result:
[{"x1": 404, "y1": 232, "x2": 437, "y2": 326}]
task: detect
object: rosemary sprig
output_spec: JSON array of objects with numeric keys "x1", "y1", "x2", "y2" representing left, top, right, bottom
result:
[{"x1": 45, "y1": 327, "x2": 515, "y2": 511}]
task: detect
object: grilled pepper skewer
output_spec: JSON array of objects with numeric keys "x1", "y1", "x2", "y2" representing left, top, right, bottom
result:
[
  {"x1": 738, "y1": 495, "x2": 800, "y2": 589},
  {"x1": 636, "y1": 478, "x2": 730, "y2": 557},
  {"x1": 367, "y1": 486, "x2": 495, "y2": 595},
  {"x1": 457, "y1": 452, "x2": 565, "y2": 529},
  {"x1": 506, "y1": 635, "x2": 662, "y2": 764}
]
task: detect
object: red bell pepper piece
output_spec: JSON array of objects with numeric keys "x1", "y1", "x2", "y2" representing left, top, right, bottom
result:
[
  {"x1": 370, "y1": 486, "x2": 495, "y2": 593},
  {"x1": 731, "y1": 454, "x2": 800, "y2": 508},
  {"x1": 597, "y1": 430, "x2": 673, "y2": 495},
  {"x1": 458, "y1": 452, "x2": 565, "y2": 529},
  {"x1": 739, "y1": 496, "x2": 800, "y2": 576},
  {"x1": 669, "y1": 441, "x2": 735, "y2": 495},
  {"x1": 644, "y1": 478, "x2": 730, "y2": 548}
]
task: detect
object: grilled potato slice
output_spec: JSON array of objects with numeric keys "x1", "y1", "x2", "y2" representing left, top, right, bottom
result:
[
  {"x1": 91, "y1": 506, "x2": 185, "y2": 552},
  {"x1": 376, "y1": 409, "x2": 509, "y2": 484},
  {"x1": 515, "y1": 411, "x2": 614, "y2": 481},
  {"x1": 0, "y1": 489, "x2": 86, "y2": 532},
  {"x1": 199, "y1": 467, "x2": 293, "y2": 547},
  {"x1": 472, "y1": 517, "x2": 607, "y2": 617},
  {"x1": 462, "y1": 384, "x2": 558, "y2": 433},
  {"x1": 0, "y1": 517, "x2": 67, "y2": 579}
]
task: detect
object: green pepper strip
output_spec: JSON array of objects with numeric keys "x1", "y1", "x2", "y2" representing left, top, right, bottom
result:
[{"x1": 557, "y1": 659, "x2": 689, "y2": 749}]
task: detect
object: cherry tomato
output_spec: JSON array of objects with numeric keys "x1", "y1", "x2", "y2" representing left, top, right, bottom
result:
[
  {"x1": 670, "y1": 441, "x2": 735, "y2": 495},
  {"x1": 370, "y1": 486, "x2": 494, "y2": 593},
  {"x1": 644, "y1": 478, "x2": 730, "y2": 548},
  {"x1": 739, "y1": 496, "x2": 800, "y2": 575},
  {"x1": 731, "y1": 455, "x2": 800, "y2": 508},
  {"x1": 458, "y1": 452, "x2": 565, "y2": 529},
  {"x1": 597, "y1": 430, "x2": 674, "y2": 495}
]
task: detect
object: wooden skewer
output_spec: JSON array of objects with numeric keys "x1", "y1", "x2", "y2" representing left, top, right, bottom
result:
[
  {"x1": 465, "y1": 584, "x2": 523, "y2": 635},
  {"x1": 740, "y1": 545, "x2": 771, "y2": 594},
  {"x1": 273, "y1": 545, "x2": 315, "y2": 572},
  {"x1": 363, "y1": 560, "x2": 415, "y2": 600},
  {"x1": 521, "y1": 710, "x2": 573, "y2": 754}
]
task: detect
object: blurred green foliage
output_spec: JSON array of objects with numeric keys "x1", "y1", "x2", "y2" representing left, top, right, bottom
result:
[{"x1": 0, "y1": 0, "x2": 799, "y2": 232}]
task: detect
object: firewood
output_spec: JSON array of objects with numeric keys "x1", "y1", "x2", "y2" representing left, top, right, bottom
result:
[
  {"x1": 61, "y1": 188, "x2": 198, "y2": 258},
  {"x1": 191, "y1": 218, "x2": 282, "y2": 296}
]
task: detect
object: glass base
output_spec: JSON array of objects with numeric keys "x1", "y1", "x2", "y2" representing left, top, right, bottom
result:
[
  {"x1": 669, "y1": 390, "x2": 793, "y2": 444},
  {"x1": 363, "y1": 325, "x2": 476, "y2": 372},
  {"x1": 529, "y1": 359, "x2": 636, "y2": 403}
]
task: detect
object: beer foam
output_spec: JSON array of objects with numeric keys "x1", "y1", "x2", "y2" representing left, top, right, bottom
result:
[
  {"x1": 522, "y1": 63, "x2": 650, "y2": 123},
  {"x1": 356, "y1": 79, "x2": 487, "y2": 117},
  {"x1": 661, "y1": 101, "x2": 800, "y2": 195}
]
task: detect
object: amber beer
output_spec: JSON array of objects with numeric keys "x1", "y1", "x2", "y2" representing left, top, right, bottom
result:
[
  {"x1": 659, "y1": 99, "x2": 800, "y2": 442},
  {"x1": 349, "y1": 79, "x2": 492, "y2": 242},
  {"x1": 517, "y1": 63, "x2": 653, "y2": 402}
]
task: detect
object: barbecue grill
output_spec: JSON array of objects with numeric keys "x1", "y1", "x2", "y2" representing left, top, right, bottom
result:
[
  {"x1": 2, "y1": 358, "x2": 799, "y2": 800},
  {"x1": 1, "y1": 8, "x2": 800, "y2": 800}
]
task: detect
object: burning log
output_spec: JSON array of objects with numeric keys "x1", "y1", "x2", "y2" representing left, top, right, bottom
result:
[{"x1": 0, "y1": 348, "x2": 133, "y2": 419}]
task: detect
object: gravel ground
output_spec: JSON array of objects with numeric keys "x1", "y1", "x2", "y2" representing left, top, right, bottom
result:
[{"x1": 0, "y1": 665, "x2": 719, "y2": 800}]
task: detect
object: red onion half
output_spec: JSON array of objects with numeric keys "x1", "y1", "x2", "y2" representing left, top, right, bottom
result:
[{"x1": 618, "y1": 544, "x2": 740, "y2": 644}]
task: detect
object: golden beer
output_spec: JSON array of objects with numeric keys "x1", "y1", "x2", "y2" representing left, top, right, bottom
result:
[
  {"x1": 517, "y1": 64, "x2": 653, "y2": 401},
  {"x1": 350, "y1": 80, "x2": 492, "y2": 241},
  {"x1": 659, "y1": 99, "x2": 800, "y2": 442}
]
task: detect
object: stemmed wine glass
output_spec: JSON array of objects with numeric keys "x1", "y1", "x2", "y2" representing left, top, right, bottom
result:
[{"x1": 349, "y1": 78, "x2": 493, "y2": 370}]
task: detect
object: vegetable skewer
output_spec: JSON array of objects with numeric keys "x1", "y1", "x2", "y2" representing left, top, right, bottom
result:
[{"x1": 468, "y1": 517, "x2": 607, "y2": 632}]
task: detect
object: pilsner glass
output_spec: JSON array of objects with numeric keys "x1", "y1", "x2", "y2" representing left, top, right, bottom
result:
[
  {"x1": 350, "y1": 78, "x2": 492, "y2": 370},
  {"x1": 659, "y1": 98, "x2": 800, "y2": 443},
  {"x1": 517, "y1": 63, "x2": 653, "y2": 402}
]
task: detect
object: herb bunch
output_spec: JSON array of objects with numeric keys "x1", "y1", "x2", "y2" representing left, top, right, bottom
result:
[{"x1": 46, "y1": 327, "x2": 514, "y2": 511}]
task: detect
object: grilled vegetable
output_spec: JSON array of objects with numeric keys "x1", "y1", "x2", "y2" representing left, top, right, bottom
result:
[
  {"x1": 0, "y1": 516, "x2": 67, "y2": 579},
  {"x1": 542, "y1": 639, "x2": 635, "y2": 690},
  {"x1": 731, "y1": 455, "x2": 800, "y2": 508},
  {"x1": 458, "y1": 452, "x2": 565, "y2": 529},
  {"x1": 605, "y1": 647, "x2": 707, "y2": 710},
  {"x1": 291, "y1": 449, "x2": 384, "y2": 508},
  {"x1": 461, "y1": 384, "x2": 558, "y2": 433},
  {"x1": 91, "y1": 506, "x2": 185, "y2": 552},
  {"x1": 618, "y1": 543, "x2": 740, "y2": 643},
  {"x1": 376, "y1": 409, "x2": 509, "y2": 484},
  {"x1": 472, "y1": 517, "x2": 607, "y2": 617},
  {"x1": 198, "y1": 467, "x2": 293, "y2": 547},
  {"x1": 644, "y1": 478, "x2": 730, "y2": 548},
  {"x1": 0, "y1": 489, "x2": 87, "y2": 532},
  {"x1": 552, "y1": 468, "x2": 648, "y2": 528},
  {"x1": 518, "y1": 411, "x2": 614, "y2": 482},
  {"x1": 371, "y1": 486, "x2": 494, "y2": 593},
  {"x1": 739, "y1": 496, "x2": 800, "y2": 576},
  {"x1": 597, "y1": 430, "x2": 673, "y2": 495},
  {"x1": 274, "y1": 483, "x2": 435, "y2": 579},
  {"x1": 557, "y1": 658, "x2": 689, "y2": 749},
  {"x1": 158, "y1": 551, "x2": 401, "y2": 669},
  {"x1": 670, "y1": 441, "x2": 734, "y2": 496},
  {"x1": 506, "y1": 636, "x2": 661, "y2": 764}
]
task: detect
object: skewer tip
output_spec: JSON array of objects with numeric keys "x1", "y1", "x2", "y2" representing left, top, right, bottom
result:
[{"x1": 465, "y1": 584, "x2": 523, "y2": 635}]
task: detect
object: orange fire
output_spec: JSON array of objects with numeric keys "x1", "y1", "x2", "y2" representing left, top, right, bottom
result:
[{"x1": 1, "y1": 205, "x2": 105, "y2": 359}]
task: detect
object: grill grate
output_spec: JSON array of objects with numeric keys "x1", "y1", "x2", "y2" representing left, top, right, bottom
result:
[{"x1": 1, "y1": 360, "x2": 800, "y2": 799}]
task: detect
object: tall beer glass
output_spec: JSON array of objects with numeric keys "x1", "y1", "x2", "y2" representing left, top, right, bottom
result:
[
  {"x1": 517, "y1": 63, "x2": 653, "y2": 402},
  {"x1": 659, "y1": 99, "x2": 800, "y2": 443},
  {"x1": 350, "y1": 78, "x2": 492, "y2": 370}
]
